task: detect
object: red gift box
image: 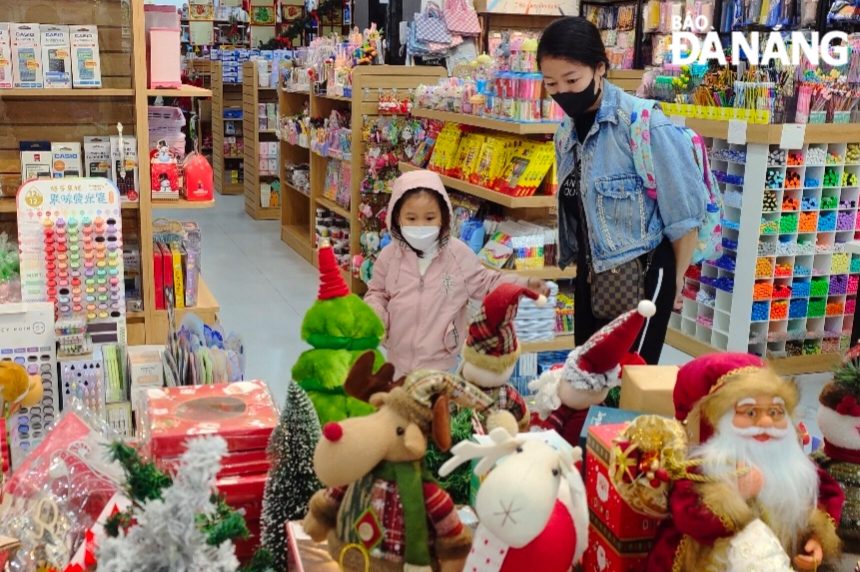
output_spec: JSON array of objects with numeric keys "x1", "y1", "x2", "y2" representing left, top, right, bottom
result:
[
  {"x1": 218, "y1": 471, "x2": 268, "y2": 517},
  {"x1": 586, "y1": 423, "x2": 661, "y2": 541},
  {"x1": 139, "y1": 381, "x2": 279, "y2": 460},
  {"x1": 235, "y1": 519, "x2": 261, "y2": 561},
  {"x1": 158, "y1": 448, "x2": 271, "y2": 479},
  {"x1": 582, "y1": 521, "x2": 650, "y2": 572}
]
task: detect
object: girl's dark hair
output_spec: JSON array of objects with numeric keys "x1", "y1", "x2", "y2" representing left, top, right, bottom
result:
[
  {"x1": 390, "y1": 187, "x2": 451, "y2": 257},
  {"x1": 537, "y1": 17, "x2": 610, "y2": 70}
]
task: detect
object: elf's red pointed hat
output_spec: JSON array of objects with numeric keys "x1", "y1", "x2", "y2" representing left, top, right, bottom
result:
[
  {"x1": 560, "y1": 301, "x2": 655, "y2": 391},
  {"x1": 317, "y1": 238, "x2": 350, "y2": 300}
]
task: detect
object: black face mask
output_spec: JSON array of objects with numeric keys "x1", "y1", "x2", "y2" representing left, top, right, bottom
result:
[{"x1": 551, "y1": 76, "x2": 602, "y2": 118}]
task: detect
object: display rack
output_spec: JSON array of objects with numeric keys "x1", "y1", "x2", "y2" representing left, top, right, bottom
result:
[
  {"x1": 0, "y1": 0, "x2": 220, "y2": 345},
  {"x1": 212, "y1": 61, "x2": 245, "y2": 195},
  {"x1": 279, "y1": 66, "x2": 448, "y2": 294},
  {"x1": 242, "y1": 62, "x2": 281, "y2": 220},
  {"x1": 668, "y1": 119, "x2": 860, "y2": 374}
]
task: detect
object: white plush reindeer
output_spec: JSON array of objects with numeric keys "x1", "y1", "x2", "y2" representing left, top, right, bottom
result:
[{"x1": 439, "y1": 428, "x2": 589, "y2": 572}]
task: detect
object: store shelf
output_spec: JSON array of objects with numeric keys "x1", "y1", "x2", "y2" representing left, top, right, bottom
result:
[
  {"x1": 411, "y1": 108, "x2": 559, "y2": 135},
  {"x1": 0, "y1": 88, "x2": 134, "y2": 98},
  {"x1": 521, "y1": 337, "x2": 575, "y2": 353},
  {"x1": 496, "y1": 265, "x2": 577, "y2": 279},
  {"x1": 282, "y1": 223, "x2": 313, "y2": 263},
  {"x1": 147, "y1": 86, "x2": 212, "y2": 98},
  {"x1": 151, "y1": 198, "x2": 216, "y2": 209},
  {"x1": 218, "y1": 182, "x2": 244, "y2": 195},
  {"x1": 314, "y1": 92, "x2": 350, "y2": 102},
  {"x1": 685, "y1": 118, "x2": 860, "y2": 145},
  {"x1": 315, "y1": 197, "x2": 350, "y2": 219},
  {"x1": 399, "y1": 162, "x2": 557, "y2": 208}
]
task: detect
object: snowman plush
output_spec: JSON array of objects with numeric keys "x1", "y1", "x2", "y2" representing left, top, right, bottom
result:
[{"x1": 814, "y1": 343, "x2": 860, "y2": 551}]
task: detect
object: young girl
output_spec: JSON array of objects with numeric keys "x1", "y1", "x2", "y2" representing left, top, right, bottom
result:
[{"x1": 365, "y1": 169, "x2": 546, "y2": 377}]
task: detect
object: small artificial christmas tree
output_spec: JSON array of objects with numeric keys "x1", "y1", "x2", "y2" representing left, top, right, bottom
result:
[
  {"x1": 260, "y1": 381, "x2": 323, "y2": 570},
  {"x1": 422, "y1": 406, "x2": 475, "y2": 505},
  {"x1": 294, "y1": 240, "x2": 385, "y2": 425},
  {"x1": 97, "y1": 436, "x2": 274, "y2": 572}
]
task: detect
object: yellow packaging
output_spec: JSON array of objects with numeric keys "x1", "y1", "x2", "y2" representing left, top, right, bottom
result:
[{"x1": 170, "y1": 244, "x2": 185, "y2": 309}]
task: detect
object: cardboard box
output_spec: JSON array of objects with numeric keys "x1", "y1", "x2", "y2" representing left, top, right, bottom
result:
[
  {"x1": 586, "y1": 423, "x2": 662, "y2": 541},
  {"x1": 111, "y1": 135, "x2": 139, "y2": 201},
  {"x1": 582, "y1": 520, "x2": 651, "y2": 572},
  {"x1": 619, "y1": 366, "x2": 679, "y2": 418},
  {"x1": 70, "y1": 25, "x2": 102, "y2": 88},
  {"x1": 51, "y1": 142, "x2": 83, "y2": 177},
  {"x1": 84, "y1": 136, "x2": 113, "y2": 179},
  {"x1": 19, "y1": 141, "x2": 52, "y2": 181},
  {"x1": 11, "y1": 23, "x2": 43, "y2": 88},
  {"x1": 0, "y1": 24, "x2": 13, "y2": 89},
  {"x1": 40, "y1": 24, "x2": 71, "y2": 88}
]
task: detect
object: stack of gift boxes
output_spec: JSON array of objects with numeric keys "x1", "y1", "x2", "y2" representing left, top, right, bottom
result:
[
  {"x1": 137, "y1": 380, "x2": 280, "y2": 560},
  {"x1": 579, "y1": 365, "x2": 679, "y2": 571}
]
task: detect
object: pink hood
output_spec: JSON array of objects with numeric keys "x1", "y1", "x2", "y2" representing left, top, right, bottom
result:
[{"x1": 386, "y1": 169, "x2": 454, "y2": 230}]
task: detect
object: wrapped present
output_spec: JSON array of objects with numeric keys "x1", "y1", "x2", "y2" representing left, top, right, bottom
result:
[
  {"x1": 586, "y1": 423, "x2": 662, "y2": 541},
  {"x1": 579, "y1": 406, "x2": 643, "y2": 473},
  {"x1": 158, "y1": 447, "x2": 270, "y2": 479},
  {"x1": 582, "y1": 520, "x2": 651, "y2": 572},
  {"x1": 138, "y1": 380, "x2": 279, "y2": 460},
  {"x1": 217, "y1": 472, "x2": 267, "y2": 520},
  {"x1": 619, "y1": 365, "x2": 679, "y2": 417}
]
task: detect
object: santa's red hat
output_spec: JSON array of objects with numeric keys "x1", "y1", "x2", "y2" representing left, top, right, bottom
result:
[
  {"x1": 317, "y1": 238, "x2": 350, "y2": 300},
  {"x1": 560, "y1": 301, "x2": 655, "y2": 391},
  {"x1": 673, "y1": 353, "x2": 796, "y2": 443},
  {"x1": 462, "y1": 284, "x2": 547, "y2": 373}
]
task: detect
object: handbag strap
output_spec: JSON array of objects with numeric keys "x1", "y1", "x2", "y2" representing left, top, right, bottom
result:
[{"x1": 426, "y1": 1, "x2": 443, "y2": 17}]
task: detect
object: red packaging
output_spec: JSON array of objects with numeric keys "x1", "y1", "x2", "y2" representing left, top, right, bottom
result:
[
  {"x1": 235, "y1": 519, "x2": 261, "y2": 560},
  {"x1": 139, "y1": 380, "x2": 280, "y2": 460},
  {"x1": 586, "y1": 423, "x2": 661, "y2": 541},
  {"x1": 217, "y1": 472, "x2": 267, "y2": 519},
  {"x1": 158, "y1": 448, "x2": 271, "y2": 479},
  {"x1": 582, "y1": 522, "x2": 650, "y2": 572}
]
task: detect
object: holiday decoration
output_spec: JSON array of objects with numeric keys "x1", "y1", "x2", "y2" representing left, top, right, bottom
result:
[
  {"x1": 302, "y1": 352, "x2": 495, "y2": 572},
  {"x1": 0, "y1": 360, "x2": 42, "y2": 415},
  {"x1": 814, "y1": 343, "x2": 860, "y2": 551},
  {"x1": 422, "y1": 407, "x2": 475, "y2": 506},
  {"x1": 260, "y1": 381, "x2": 323, "y2": 571},
  {"x1": 529, "y1": 301, "x2": 653, "y2": 447},
  {"x1": 457, "y1": 283, "x2": 545, "y2": 433},
  {"x1": 646, "y1": 354, "x2": 845, "y2": 572},
  {"x1": 294, "y1": 239, "x2": 385, "y2": 426},
  {"x1": 439, "y1": 428, "x2": 589, "y2": 572}
]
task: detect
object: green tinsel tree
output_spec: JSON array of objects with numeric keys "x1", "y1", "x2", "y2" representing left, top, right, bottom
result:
[
  {"x1": 423, "y1": 407, "x2": 475, "y2": 506},
  {"x1": 260, "y1": 382, "x2": 323, "y2": 571}
]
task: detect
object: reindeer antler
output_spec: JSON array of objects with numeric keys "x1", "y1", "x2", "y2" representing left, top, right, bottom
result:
[
  {"x1": 344, "y1": 351, "x2": 403, "y2": 402},
  {"x1": 439, "y1": 427, "x2": 522, "y2": 478}
]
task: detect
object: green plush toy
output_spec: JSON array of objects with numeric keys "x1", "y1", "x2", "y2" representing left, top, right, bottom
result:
[{"x1": 294, "y1": 241, "x2": 385, "y2": 425}]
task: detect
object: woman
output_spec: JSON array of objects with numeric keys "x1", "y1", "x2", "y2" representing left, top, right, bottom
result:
[{"x1": 539, "y1": 17, "x2": 709, "y2": 364}]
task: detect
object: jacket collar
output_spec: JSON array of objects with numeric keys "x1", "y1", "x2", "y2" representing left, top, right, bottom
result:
[{"x1": 557, "y1": 80, "x2": 620, "y2": 152}]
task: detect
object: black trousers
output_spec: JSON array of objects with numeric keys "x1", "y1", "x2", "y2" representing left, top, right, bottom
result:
[{"x1": 574, "y1": 238, "x2": 677, "y2": 364}]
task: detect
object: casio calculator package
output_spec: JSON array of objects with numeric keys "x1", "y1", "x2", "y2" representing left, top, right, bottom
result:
[
  {"x1": 51, "y1": 142, "x2": 83, "y2": 177},
  {"x1": 70, "y1": 25, "x2": 102, "y2": 88},
  {"x1": 40, "y1": 24, "x2": 72, "y2": 88},
  {"x1": 84, "y1": 136, "x2": 112, "y2": 179},
  {"x1": 0, "y1": 23, "x2": 13, "y2": 89},
  {"x1": 11, "y1": 23, "x2": 43, "y2": 88}
]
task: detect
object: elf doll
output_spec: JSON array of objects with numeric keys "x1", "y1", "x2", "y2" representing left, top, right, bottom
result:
[
  {"x1": 457, "y1": 284, "x2": 547, "y2": 433},
  {"x1": 529, "y1": 301, "x2": 652, "y2": 446}
]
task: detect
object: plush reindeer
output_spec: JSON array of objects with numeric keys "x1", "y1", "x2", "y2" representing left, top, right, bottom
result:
[
  {"x1": 439, "y1": 427, "x2": 590, "y2": 572},
  {"x1": 303, "y1": 351, "x2": 497, "y2": 572}
]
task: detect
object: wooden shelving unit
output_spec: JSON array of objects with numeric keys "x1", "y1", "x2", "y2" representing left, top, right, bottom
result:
[
  {"x1": 411, "y1": 108, "x2": 559, "y2": 135},
  {"x1": 242, "y1": 62, "x2": 281, "y2": 220},
  {"x1": 212, "y1": 62, "x2": 245, "y2": 195},
  {"x1": 279, "y1": 66, "x2": 448, "y2": 294},
  {"x1": 0, "y1": 0, "x2": 220, "y2": 345}
]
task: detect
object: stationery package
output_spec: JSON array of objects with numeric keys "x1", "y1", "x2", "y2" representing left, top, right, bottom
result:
[
  {"x1": 40, "y1": 24, "x2": 72, "y2": 88},
  {"x1": 11, "y1": 23, "x2": 43, "y2": 89},
  {"x1": 0, "y1": 24, "x2": 13, "y2": 89},
  {"x1": 70, "y1": 25, "x2": 102, "y2": 88}
]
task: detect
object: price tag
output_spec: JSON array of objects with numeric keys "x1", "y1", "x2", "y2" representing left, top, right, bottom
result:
[
  {"x1": 779, "y1": 124, "x2": 806, "y2": 150},
  {"x1": 727, "y1": 119, "x2": 747, "y2": 145},
  {"x1": 670, "y1": 115, "x2": 686, "y2": 127}
]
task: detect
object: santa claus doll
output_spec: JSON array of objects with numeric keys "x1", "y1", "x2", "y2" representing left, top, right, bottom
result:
[{"x1": 646, "y1": 353, "x2": 845, "y2": 572}]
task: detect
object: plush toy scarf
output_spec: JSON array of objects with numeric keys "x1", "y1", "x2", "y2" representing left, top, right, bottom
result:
[{"x1": 373, "y1": 461, "x2": 437, "y2": 568}]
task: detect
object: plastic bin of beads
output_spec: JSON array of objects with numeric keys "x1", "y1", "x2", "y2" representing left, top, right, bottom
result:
[
  {"x1": 788, "y1": 328, "x2": 806, "y2": 340},
  {"x1": 723, "y1": 190, "x2": 743, "y2": 209},
  {"x1": 715, "y1": 255, "x2": 737, "y2": 271},
  {"x1": 751, "y1": 301, "x2": 770, "y2": 321},
  {"x1": 755, "y1": 258, "x2": 774, "y2": 278},
  {"x1": 799, "y1": 212, "x2": 818, "y2": 232},
  {"x1": 826, "y1": 301, "x2": 845, "y2": 316},
  {"x1": 712, "y1": 148, "x2": 747, "y2": 163},
  {"x1": 830, "y1": 275, "x2": 848, "y2": 295},
  {"x1": 789, "y1": 298, "x2": 808, "y2": 318},
  {"x1": 832, "y1": 253, "x2": 851, "y2": 274},
  {"x1": 822, "y1": 337, "x2": 841, "y2": 354},
  {"x1": 757, "y1": 242, "x2": 777, "y2": 257},
  {"x1": 792, "y1": 281, "x2": 811, "y2": 297},
  {"x1": 770, "y1": 300, "x2": 788, "y2": 320},
  {"x1": 782, "y1": 195, "x2": 800, "y2": 211},
  {"x1": 768, "y1": 149, "x2": 786, "y2": 166},
  {"x1": 844, "y1": 172, "x2": 859, "y2": 187},
  {"x1": 824, "y1": 167, "x2": 840, "y2": 188},
  {"x1": 765, "y1": 171, "x2": 784, "y2": 190},
  {"x1": 816, "y1": 242, "x2": 834, "y2": 254},
  {"x1": 722, "y1": 238, "x2": 739, "y2": 251},
  {"x1": 818, "y1": 211, "x2": 837, "y2": 232},
  {"x1": 762, "y1": 190, "x2": 779, "y2": 210},
  {"x1": 714, "y1": 276, "x2": 734, "y2": 292},
  {"x1": 808, "y1": 298, "x2": 827, "y2": 317},
  {"x1": 794, "y1": 264, "x2": 812, "y2": 276},
  {"x1": 804, "y1": 177, "x2": 821, "y2": 188},
  {"x1": 802, "y1": 196, "x2": 819, "y2": 210},
  {"x1": 827, "y1": 151, "x2": 844, "y2": 165},
  {"x1": 785, "y1": 172, "x2": 801, "y2": 189},
  {"x1": 753, "y1": 282, "x2": 774, "y2": 300},
  {"x1": 850, "y1": 275, "x2": 859, "y2": 294},
  {"x1": 821, "y1": 195, "x2": 839, "y2": 210},
  {"x1": 835, "y1": 242, "x2": 848, "y2": 253},
  {"x1": 796, "y1": 240, "x2": 815, "y2": 255},
  {"x1": 803, "y1": 340, "x2": 821, "y2": 355},
  {"x1": 837, "y1": 211, "x2": 855, "y2": 230},
  {"x1": 696, "y1": 290, "x2": 716, "y2": 307},
  {"x1": 788, "y1": 152, "x2": 804, "y2": 165},
  {"x1": 852, "y1": 258, "x2": 860, "y2": 274},
  {"x1": 772, "y1": 285, "x2": 791, "y2": 298},
  {"x1": 696, "y1": 315, "x2": 714, "y2": 328},
  {"x1": 846, "y1": 298, "x2": 856, "y2": 315},
  {"x1": 843, "y1": 336, "x2": 853, "y2": 351},
  {"x1": 778, "y1": 214, "x2": 798, "y2": 233},
  {"x1": 807, "y1": 147, "x2": 827, "y2": 166},
  {"x1": 786, "y1": 340, "x2": 804, "y2": 356},
  {"x1": 776, "y1": 240, "x2": 796, "y2": 256},
  {"x1": 774, "y1": 263, "x2": 793, "y2": 277},
  {"x1": 811, "y1": 278, "x2": 830, "y2": 297}
]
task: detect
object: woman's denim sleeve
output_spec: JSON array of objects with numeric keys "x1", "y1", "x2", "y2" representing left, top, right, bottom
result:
[{"x1": 649, "y1": 122, "x2": 709, "y2": 242}]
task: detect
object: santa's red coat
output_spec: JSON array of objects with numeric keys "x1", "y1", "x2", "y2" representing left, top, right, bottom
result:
[{"x1": 541, "y1": 405, "x2": 589, "y2": 448}]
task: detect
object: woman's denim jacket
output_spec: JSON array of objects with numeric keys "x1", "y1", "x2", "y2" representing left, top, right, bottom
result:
[{"x1": 556, "y1": 81, "x2": 708, "y2": 274}]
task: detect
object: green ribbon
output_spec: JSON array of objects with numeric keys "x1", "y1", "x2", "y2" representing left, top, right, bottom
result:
[{"x1": 373, "y1": 461, "x2": 436, "y2": 567}]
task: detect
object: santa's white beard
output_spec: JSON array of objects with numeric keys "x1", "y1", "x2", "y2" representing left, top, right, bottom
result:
[{"x1": 694, "y1": 413, "x2": 819, "y2": 554}]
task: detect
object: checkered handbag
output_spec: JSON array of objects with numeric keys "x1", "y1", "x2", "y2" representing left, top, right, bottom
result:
[
  {"x1": 444, "y1": 0, "x2": 482, "y2": 37},
  {"x1": 590, "y1": 258, "x2": 647, "y2": 320},
  {"x1": 414, "y1": 1, "x2": 452, "y2": 45}
]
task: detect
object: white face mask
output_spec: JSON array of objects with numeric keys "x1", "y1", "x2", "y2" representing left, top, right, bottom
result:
[{"x1": 401, "y1": 226, "x2": 440, "y2": 252}]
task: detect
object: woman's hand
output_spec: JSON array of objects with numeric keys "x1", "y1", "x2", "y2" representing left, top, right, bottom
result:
[{"x1": 528, "y1": 278, "x2": 551, "y2": 297}]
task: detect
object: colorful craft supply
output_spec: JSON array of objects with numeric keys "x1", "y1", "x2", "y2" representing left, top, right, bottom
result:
[{"x1": 752, "y1": 301, "x2": 770, "y2": 321}]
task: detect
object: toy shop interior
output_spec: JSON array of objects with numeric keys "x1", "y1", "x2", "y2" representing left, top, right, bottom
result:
[{"x1": 4, "y1": 0, "x2": 860, "y2": 570}]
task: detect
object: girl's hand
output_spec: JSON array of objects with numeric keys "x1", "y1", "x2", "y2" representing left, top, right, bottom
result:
[{"x1": 527, "y1": 278, "x2": 550, "y2": 297}]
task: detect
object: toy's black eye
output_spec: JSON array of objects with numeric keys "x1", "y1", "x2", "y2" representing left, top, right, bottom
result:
[
  {"x1": 552, "y1": 469, "x2": 560, "y2": 477},
  {"x1": 516, "y1": 446, "x2": 523, "y2": 453},
  {"x1": 396, "y1": 427, "x2": 405, "y2": 436}
]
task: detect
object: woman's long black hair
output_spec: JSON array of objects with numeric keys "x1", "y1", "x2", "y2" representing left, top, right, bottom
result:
[{"x1": 537, "y1": 17, "x2": 611, "y2": 69}]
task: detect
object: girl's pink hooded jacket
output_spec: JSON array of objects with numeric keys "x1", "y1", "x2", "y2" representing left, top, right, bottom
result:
[{"x1": 364, "y1": 170, "x2": 527, "y2": 377}]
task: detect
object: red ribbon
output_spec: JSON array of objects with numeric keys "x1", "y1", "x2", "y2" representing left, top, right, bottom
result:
[{"x1": 836, "y1": 395, "x2": 860, "y2": 417}]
